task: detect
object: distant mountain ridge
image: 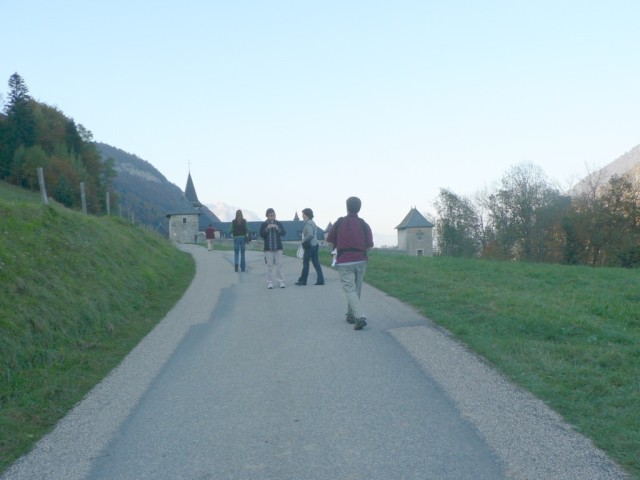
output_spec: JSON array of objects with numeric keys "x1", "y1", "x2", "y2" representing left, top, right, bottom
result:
[
  {"x1": 573, "y1": 144, "x2": 640, "y2": 193},
  {"x1": 96, "y1": 143, "x2": 262, "y2": 234},
  {"x1": 96, "y1": 143, "x2": 193, "y2": 232},
  {"x1": 205, "y1": 201, "x2": 262, "y2": 222}
]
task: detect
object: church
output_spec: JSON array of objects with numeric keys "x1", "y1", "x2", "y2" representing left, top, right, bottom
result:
[{"x1": 168, "y1": 172, "x2": 433, "y2": 256}]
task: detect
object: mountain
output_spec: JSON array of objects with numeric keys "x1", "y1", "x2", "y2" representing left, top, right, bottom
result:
[
  {"x1": 205, "y1": 201, "x2": 262, "y2": 222},
  {"x1": 96, "y1": 143, "x2": 193, "y2": 233},
  {"x1": 572, "y1": 144, "x2": 640, "y2": 194}
]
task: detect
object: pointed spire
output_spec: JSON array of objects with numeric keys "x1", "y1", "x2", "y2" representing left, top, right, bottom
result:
[{"x1": 184, "y1": 171, "x2": 202, "y2": 208}]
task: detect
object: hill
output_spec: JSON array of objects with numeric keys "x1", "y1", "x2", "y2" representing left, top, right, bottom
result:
[
  {"x1": 95, "y1": 143, "x2": 194, "y2": 233},
  {"x1": 572, "y1": 143, "x2": 640, "y2": 193},
  {"x1": 0, "y1": 180, "x2": 195, "y2": 472}
]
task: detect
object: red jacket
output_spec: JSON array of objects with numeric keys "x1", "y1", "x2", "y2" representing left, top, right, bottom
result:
[{"x1": 326, "y1": 213, "x2": 373, "y2": 264}]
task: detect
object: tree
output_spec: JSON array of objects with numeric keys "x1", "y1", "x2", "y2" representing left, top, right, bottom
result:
[
  {"x1": 9, "y1": 145, "x2": 49, "y2": 190},
  {"x1": 2, "y1": 73, "x2": 36, "y2": 179},
  {"x1": 485, "y1": 163, "x2": 562, "y2": 261},
  {"x1": 53, "y1": 174, "x2": 74, "y2": 207},
  {"x1": 434, "y1": 188, "x2": 482, "y2": 257}
]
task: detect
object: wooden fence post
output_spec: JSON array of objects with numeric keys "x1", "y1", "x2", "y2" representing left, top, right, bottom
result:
[
  {"x1": 37, "y1": 167, "x2": 48, "y2": 205},
  {"x1": 80, "y1": 182, "x2": 87, "y2": 214}
]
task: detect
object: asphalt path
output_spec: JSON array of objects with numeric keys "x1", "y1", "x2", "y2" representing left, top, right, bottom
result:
[{"x1": 2, "y1": 245, "x2": 627, "y2": 479}]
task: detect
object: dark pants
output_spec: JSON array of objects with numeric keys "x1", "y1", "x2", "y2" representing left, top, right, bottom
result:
[{"x1": 298, "y1": 245, "x2": 325, "y2": 285}]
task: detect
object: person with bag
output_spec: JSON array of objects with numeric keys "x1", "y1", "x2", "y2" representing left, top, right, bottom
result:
[
  {"x1": 295, "y1": 208, "x2": 325, "y2": 286},
  {"x1": 259, "y1": 208, "x2": 286, "y2": 289},
  {"x1": 326, "y1": 196, "x2": 373, "y2": 330},
  {"x1": 230, "y1": 210, "x2": 249, "y2": 272}
]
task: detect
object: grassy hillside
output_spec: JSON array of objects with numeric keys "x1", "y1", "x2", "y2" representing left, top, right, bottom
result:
[
  {"x1": 0, "y1": 182, "x2": 195, "y2": 472},
  {"x1": 365, "y1": 253, "x2": 639, "y2": 478}
]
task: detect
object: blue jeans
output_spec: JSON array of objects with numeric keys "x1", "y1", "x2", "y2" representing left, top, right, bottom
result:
[
  {"x1": 298, "y1": 245, "x2": 325, "y2": 284},
  {"x1": 234, "y1": 237, "x2": 246, "y2": 271}
]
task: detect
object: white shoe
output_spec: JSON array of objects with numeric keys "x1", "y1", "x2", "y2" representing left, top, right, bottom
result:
[
  {"x1": 267, "y1": 283, "x2": 274, "y2": 289},
  {"x1": 279, "y1": 282, "x2": 286, "y2": 288}
]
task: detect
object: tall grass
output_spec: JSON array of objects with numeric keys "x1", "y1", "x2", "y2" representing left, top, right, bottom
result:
[
  {"x1": 0, "y1": 185, "x2": 195, "y2": 472},
  {"x1": 366, "y1": 252, "x2": 639, "y2": 478}
]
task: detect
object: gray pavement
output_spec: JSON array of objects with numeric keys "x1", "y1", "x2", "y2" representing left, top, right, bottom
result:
[{"x1": 1, "y1": 245, "x2": 627, "y2": 479}]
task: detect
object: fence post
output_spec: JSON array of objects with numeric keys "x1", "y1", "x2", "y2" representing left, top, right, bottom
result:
[
  {"x1": 106, "y1": 191, "x2": 111, "y2": 215},
  {"x1": 80, "y1": 182, "x2": 87, "y2": 214},
  {"x1": 37, "y1": 167, "x2": 48, "y2": 205}
]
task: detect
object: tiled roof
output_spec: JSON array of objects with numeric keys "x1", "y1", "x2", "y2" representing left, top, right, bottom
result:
[{"x1": 395, "y1": 208, "x2": 434, "y2": 229}]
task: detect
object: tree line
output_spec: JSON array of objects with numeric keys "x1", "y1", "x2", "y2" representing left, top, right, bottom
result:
[
  {"x1": 434, "y1": 162, "x2": 640, "y2": 267},
  {"x1": 0, "y1": 73, "x2": 117, "y2": 213}
]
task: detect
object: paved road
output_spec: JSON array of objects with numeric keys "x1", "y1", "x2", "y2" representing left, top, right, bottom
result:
[{"x1": 2, "y1": 245, "x2": 627, "y2": 479}]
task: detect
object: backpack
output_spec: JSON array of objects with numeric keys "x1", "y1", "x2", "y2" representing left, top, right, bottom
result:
[{"x1": 333, "y1": 216, "x2": 369, "y2": 257}]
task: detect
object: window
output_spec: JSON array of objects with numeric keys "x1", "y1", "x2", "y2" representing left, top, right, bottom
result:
[
  {"x1": 417, "y1": 249, "x2": 424, "y2": 256},
  {"x1": 416, "y1": 232, "x2": 424, "y2": 241},
  {"x1": 182, "y1": 217, "x2": 187, "y2": 224}
]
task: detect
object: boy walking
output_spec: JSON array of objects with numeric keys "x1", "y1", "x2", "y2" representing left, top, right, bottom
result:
[{"x1": 326, "y1": 197, "x2": 374, "y2": 330}]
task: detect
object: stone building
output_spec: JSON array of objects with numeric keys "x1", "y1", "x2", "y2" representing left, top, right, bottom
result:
[
  {"x1": 396, "y1": 208, "x2": 434, "y2": 256},
  {"x1": 166, "y1": 210, "x2": 200, "y2": 243}
]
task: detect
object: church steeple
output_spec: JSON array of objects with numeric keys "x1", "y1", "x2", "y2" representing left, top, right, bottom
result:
[{"x1": 184, "y1": 171, "x2": 202, "y2": 208}]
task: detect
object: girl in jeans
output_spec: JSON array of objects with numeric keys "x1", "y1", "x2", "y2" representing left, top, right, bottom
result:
[
  {"x1": 231, "y1": 210, "x2": 249, "y2": 272},
  {"x1": 295, "y1": 208, "x2": 325, "y2": 286}
]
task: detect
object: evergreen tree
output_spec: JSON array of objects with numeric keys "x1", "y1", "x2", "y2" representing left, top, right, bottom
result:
[
  {"x1": 2, "y1": 73, "x2": 36, "y2": 179},
  {"x1": 54, "y1": 174, "x2": 74, "y2": 207}
]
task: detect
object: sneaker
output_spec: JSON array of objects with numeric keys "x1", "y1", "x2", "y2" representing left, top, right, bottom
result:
[
  {"x1": 268, "y1": 283, "x2": 274, "y2": 289},
  {"x1": 354, "y1": 318, "x2": 367, "y2": 330},
  {"x1": 345, "y1": 314, "x2": 356, "y2": 324},
  {"x1": 279, "y1": 282, "x2": 286, "y2": 288},
  {"x1": 294, "y1": 281, "x2": 306, "y2": 286}
]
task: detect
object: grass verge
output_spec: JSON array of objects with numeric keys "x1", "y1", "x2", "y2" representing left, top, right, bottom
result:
[
  {"x1": 0, "y1": 187, "x2": 195, "y2": 473},
  {"x1": 365, "y1": 252, "x2": 639, "y2": 478}
]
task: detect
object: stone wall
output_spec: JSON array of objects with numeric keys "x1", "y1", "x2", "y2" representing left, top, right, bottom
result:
[{"x1": 168, "y1": 214, "x2": 200, "y2": 243}]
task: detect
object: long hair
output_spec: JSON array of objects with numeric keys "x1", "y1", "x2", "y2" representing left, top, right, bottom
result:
[{"x1": 235, "y1": 210, "x2": 244, "y2": 222}]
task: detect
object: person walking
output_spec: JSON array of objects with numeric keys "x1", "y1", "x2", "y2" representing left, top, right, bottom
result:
[
  {"x1": 259, "y1": 208, "x2": 286, "y2": 289},
  {"x1": 295, "y1": 208, "x2": 325, "y2": 286},
  {"x1": 326, "y1": 196, "x2": 374, "y2": 330},
  {"x1": 205, "y1": 224, "x2": 216, "y2": 251},
  {"x1": 230, "y1": 210, "x2": 250, "y2": 272}
]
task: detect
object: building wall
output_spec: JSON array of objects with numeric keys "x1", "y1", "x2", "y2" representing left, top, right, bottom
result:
[
  {"x1": 398, "y1": 227, "x2": 433, "y2": 256},
  {"x1": 168, "y1": 214, "x2": 200, "y2": 243}
]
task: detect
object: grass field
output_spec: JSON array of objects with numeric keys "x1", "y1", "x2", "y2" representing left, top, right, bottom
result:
[
  {"x1": 364, "y1": 252, "x2": 639, "y2": 478},
  {"x1": 0, "y1": 183, "x2": 195, "y2": 473},
  {"x1": 1, "y1": 181, "x2": 638, "y2": 478}
]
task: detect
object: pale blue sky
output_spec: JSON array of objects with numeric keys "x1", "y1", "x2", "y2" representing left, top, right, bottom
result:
[{"x1": 2, "y1": 1, "x2": 639, "y2": 245}]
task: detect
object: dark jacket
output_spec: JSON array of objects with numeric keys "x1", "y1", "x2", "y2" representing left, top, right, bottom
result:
[
  {"x1": 326, "y1": 213, "x2": 373, "y2": 264},
  {"x1": 259, "y1": 220, "x2": 286, "y2": 251},
  {"x1": 231, "y1": 219, "x2": 248, "y2": 238}
]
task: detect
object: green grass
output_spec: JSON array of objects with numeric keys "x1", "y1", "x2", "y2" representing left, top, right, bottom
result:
[
  {"x1": 365, "y1": 252, "x2": 639, "y2": 478},
  {"x1": 0, "y1": 183, "x2": 195, "y2": 473}
]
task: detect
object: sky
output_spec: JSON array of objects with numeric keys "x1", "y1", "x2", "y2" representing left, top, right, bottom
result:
[{"x1": 2, "y1": 1, "x2": 639, "y2": 246}]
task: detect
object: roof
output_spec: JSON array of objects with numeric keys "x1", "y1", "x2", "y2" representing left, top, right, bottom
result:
[
  {"x1": 166, "y1": 211, "x2": 200, "y2": 217},
  {"x1": 206, "y1": 220, "x2": 326, "y2": 242},
  {"x1": 395, "y1": 208, "x2": 434, "y2": 230},
  {"x1": 184, "y1": 172, "x2": 202, "y2": 207}
]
